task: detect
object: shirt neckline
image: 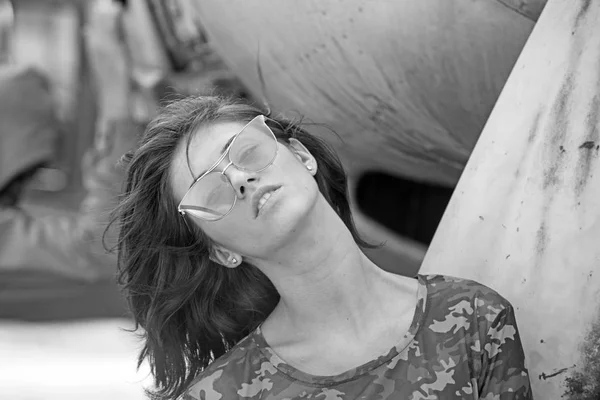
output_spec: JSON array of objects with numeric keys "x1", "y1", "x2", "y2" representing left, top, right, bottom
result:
[{"x1": 250, "y1": 274, "x2": 430, "y2": 387}]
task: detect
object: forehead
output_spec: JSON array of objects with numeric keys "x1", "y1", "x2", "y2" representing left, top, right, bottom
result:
[
  {"x1": 188, "y1": 120, "x2": 246, "y2": 167},
  {"x1": 171, "y1": 120, "x2": 245, "y2": 200}
]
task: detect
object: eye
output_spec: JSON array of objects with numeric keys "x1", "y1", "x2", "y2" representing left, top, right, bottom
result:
[{"x1": 236, "y1": 144, "x2": 260, "y2": 163}]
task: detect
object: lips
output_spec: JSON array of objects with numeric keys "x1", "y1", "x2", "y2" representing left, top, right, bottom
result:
[{"x1": 252, "y1": 185, "x2": 282, "y2": 218}]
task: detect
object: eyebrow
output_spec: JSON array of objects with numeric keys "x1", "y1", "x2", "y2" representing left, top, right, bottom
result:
[{"x1": 220, "y1": 135, "x2": 236, "y2": 154}]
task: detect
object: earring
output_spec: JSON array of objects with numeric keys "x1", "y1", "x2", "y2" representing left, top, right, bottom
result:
[
  {"x1": 231, "y1": 258, "x2": 237, "y2": 264},
  {"x1": 307, "y1": 165, "x2": 313, "y2": 171}
]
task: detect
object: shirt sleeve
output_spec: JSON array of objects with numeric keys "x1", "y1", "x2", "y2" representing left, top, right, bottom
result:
[{"x1": 478, "y1": 304, "x2": 533, "y2": 399}]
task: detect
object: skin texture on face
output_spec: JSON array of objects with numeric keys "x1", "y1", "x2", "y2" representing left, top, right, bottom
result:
[{"x1": 170, "y1": 121, "x2": 320, "y2": 266}]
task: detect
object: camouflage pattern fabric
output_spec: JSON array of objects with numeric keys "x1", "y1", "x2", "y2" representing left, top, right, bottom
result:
[{"x1": 182, "y1": 274, "x2": 532, "y2": 399}]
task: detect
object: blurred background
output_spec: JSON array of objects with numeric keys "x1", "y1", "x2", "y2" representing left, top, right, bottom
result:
[{"x1": 0, "y1": 0, "x2": 543, "y2": 398}]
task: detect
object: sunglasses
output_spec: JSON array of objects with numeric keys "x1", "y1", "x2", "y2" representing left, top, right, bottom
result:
[{"x1": 177, "y1": 115, "x2": 278, "y2": 221}]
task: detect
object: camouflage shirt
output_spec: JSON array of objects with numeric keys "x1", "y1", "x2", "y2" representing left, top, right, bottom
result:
[{"x1": 182, "y1": 274, "x2": 532, "y2": 399}]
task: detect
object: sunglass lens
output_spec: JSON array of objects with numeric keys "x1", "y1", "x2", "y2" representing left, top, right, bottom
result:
[
  {"x1": 180, "y1": 172, "x2": 235, "y2": 221},
  {"x1": 230, "y1": 118, "x2": 277, "y2": 170}
]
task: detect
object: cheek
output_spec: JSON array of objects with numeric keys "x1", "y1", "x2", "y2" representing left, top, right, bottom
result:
[
  {"x1": 195, "y1": 212, "x2": 252, "y2": 250},
  {"x1": 290, "y1": 160, "x2": 319, "y2": 192},
  {"x1": 197, "y1": 219, "x2": 234, "y2": 242},
  {"x1": 303, "y1": 176, "x2": 321, "y2": 204},
  {"x1": 281, "y1": 168, "x2": 321, "y2": 215},
  {"x1": 274, "y1": 150, "x2": 313, "y2": 181}
]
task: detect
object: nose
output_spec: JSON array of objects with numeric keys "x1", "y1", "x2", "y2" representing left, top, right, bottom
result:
[{"x1": 221, "y1": 162, "x2": 257, "y2": 198}]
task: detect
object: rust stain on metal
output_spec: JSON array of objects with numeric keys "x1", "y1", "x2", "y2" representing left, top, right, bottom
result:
[
  {"x1": 539, "y1": 367, "x2": 570, "y2": 380},
  {"x1": 575, "y1": 0, "x2": 592, "y2": 26},
  {"x1": 579, "y1": 141, "x2": 596, "y2": 149},
  {"x1": 527, "y1": 111, "x2": 543, "y2": 144},
  {"x1": 364, "y1": 94, "x2": 395, "y2": 123},
  {"x1": 575, "y1": 95, "x2": 600, "y2": 196},
  {"x1": 538, "y1": 51, "x2": 582, "y2": 268},
  {"x1": 535, "y1": 222, "x2": 548, "y2": 256},
  {"x1": 543, "y1": 75, "x2": 573, "y2": 189}
]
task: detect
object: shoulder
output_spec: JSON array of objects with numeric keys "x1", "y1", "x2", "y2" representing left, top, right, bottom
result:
[
  {"x1": 421, "y1": 273, "x2": 513, "y2": 308},
  {"x1": 419, "y1": 274, "x2": 515, "y2": 330},
  {"x1": 181, "y1": 333, "x2": 265, "y2": 400}
]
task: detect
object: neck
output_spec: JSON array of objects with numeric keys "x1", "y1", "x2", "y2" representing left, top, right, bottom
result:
[{"x1": 253, "y1": 196, "x2": 401, "y2": 336}]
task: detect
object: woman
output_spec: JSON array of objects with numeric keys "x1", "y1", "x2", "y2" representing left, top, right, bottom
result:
[{"x1": 114, "y1": 95, "x2": 532, "y2": 399}]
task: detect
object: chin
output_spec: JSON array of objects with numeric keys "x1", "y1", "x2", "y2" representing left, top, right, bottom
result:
[{"x1": 278, "y1": 189, "x2": 320, "y2": 227}]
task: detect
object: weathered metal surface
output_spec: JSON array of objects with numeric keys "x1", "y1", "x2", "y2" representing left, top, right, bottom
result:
[
  {"x1": 190, "y1": 0, "x2": 541, "y2": 186},
  {"x1": 421, "y1": 0, "x2": 600, "y2": 398},
  {"x1": 497, "y1": 0, "x2": 548, "y2": 20}
]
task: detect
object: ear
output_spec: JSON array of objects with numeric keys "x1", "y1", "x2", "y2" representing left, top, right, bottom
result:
[
  {"x1": 288, "y1": 138, "x2": 317, "y2": 176},
  {"x1": 210, "y1": 245, "x2": 242, "y2": 268}
]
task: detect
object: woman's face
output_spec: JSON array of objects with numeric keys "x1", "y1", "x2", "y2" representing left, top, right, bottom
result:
[{"x1": 170, "y1": 119, "x2": 320, "y2": 260}]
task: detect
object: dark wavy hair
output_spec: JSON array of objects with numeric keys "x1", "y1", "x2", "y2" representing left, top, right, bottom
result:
[{"x1": 112, "y1": 95, "x2": 374, "y2": 399}]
